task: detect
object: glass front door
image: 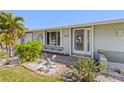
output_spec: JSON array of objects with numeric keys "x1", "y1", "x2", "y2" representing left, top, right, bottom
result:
[{"x1": 73, "y1": 28, "x2": 91, "y2": 55}]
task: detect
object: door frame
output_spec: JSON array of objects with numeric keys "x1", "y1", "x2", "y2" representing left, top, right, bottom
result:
[{"x1": 72, "y1": 27, "x2": 92, "y2": 55}]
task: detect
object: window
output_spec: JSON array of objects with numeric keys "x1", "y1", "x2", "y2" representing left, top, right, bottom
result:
[{"x1": 46, "y1": 31, "x2": 60, "y2": 46}]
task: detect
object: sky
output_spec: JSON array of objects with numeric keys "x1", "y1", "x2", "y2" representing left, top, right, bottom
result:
[{"x1": 6, "y1": 10, "x2": 124, "y2": 29}]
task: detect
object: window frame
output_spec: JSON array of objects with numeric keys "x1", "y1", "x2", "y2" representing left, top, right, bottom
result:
[{"x1": 46, "y1": 30, "x2": 62, "y2": 47}]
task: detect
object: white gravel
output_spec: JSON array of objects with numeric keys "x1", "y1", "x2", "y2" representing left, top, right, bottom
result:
[
  {"x1": 22, "y1": 59, "x2": 66, "y2": 76},
  {"x1": 96, "y1": 75, "x2": 121, "y2": 82}
]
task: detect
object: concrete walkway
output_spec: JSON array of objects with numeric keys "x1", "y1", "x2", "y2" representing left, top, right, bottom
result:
[{"x1": 44, "y1": 53, "x2": 78, "y2": 65}]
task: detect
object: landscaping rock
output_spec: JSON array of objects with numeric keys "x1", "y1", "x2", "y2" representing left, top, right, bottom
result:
[
  {"x1": 65, "y1": 79, "x2": 74, "y2": 82},
  {"x1": 108, "y1": 62, "x2": 124, "y2": 73},
  {"x1": 0, "y1": 59, "x2": 7, "y2": 66},
  {"x1": 61, "y1": 67, "x2": 78, "y2": 82},
  {"x1": 96, "y1": 75, "x2": 120, "y2": 82},
  {"x1": 106, "y1": 62, "x2": 124, "y2": 81},
  {"x1": 9, "y1": 56, "x2": 19, "y2": 65},
  {"x1": 22, "y1": 58, "x2": 66, "y2": 76}
]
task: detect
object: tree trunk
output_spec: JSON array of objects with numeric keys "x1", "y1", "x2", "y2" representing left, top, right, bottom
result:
[
  {"x1": 9, "y1": 43, "x2": 13, "y2": 58},
  {"x1": 5, "y1": 41, "x2": 8, "y2": 54}
]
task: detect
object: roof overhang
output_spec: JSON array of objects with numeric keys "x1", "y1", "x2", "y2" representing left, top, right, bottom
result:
[
  {"x1": 26, "y1": 18, "x2": 124, "y2": 32},
  {"x1": 26, "y1": 29, "x2": 42, "y2": 32}
]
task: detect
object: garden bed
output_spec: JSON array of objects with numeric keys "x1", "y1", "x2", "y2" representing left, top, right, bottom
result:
[{"x1": 22, "y1": 59, "x2": 66, "y2": 77}]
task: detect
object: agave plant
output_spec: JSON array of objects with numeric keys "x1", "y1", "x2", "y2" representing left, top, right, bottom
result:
[{"x1": 69, "y1": 58, "x2": 107, "y2": 82}]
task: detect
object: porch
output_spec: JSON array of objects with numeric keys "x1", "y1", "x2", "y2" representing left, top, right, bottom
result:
[{"x1": 41, "y1": 27, "x2": 93, "y2": 57}]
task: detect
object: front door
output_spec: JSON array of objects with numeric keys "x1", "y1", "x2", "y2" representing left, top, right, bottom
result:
[{"x1": 73, "y1": 28, "x2": 92, "y2": 55}]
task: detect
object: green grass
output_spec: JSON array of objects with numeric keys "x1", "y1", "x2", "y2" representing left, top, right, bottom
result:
[{"x1": 0, "y1": 66, "x2": 63, "y2": 82}]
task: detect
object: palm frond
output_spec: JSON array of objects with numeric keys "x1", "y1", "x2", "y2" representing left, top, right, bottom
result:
[
  {"x1": 14, "y1": 16, "x2": 24, "y2": 22},
  {"x1": 0, "y1": 11, "x2": 13, "y2": 20}
]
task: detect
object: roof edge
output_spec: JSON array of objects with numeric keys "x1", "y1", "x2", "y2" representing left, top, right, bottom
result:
[{"x1": 26, "y1": 18, "x2": 124, "y2": 32}]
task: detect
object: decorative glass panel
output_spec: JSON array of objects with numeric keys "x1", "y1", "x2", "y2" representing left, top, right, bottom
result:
[{"x1": 74, "y1": 29, "x2": 84, "y2": 51}]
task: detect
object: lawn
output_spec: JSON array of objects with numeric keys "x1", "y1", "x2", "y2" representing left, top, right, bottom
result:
[{"x1": 0, "y1": 66, "x2": 63, "y2": 82}]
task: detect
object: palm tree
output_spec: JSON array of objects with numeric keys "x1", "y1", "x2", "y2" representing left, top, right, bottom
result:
[
  {"x1": 0, "y1": 33, "x2": 10, "y2": 53},
  {"x1": 0, "y1": 11, "x2": 26, "y2": 57}
]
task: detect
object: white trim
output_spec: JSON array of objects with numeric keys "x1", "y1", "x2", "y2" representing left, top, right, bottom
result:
[
  {"x1": 84, "y1": 29, "x2": 87, "y2": 54},
  {"x1": 86, "y1": 27, "x2": 92, "y2": 55},
  {"x1": 46, "y1": 30, "x2": 60, "y2": 32},
  {"x1": 91, "y1": 26, "x2": 94, "y2": 58},
  {"x1": 72, "y1": 27, "x2": 92, "y2": 55},
  {"x1": 72, "y1": 28, "x2": 85, "y2": 54},
  {"x1": 69, "y1": 28, "x2": 72, "y2": 56},
  {"x1": 71, "y1": 54, "x2": 90, "y2": 58}
]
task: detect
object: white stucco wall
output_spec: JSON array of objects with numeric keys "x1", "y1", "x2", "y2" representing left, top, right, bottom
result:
[
  {"x1": 62, "y1": 28, "x2": 70, "y2": 54},
  {"x1": 32, "y1": 32, "x2": 43, "y2": 42},
  {"x1": 24, "y1": 33, "x2": 32, "y2": 42},
  {"x1": 94, "y1": 23, "x2": 124, "y2": 62},
  {"x1": 33, "y1": 32, "x2": 39, "y2": 40},
  {"x1": 24, "y1": 31, "x2": 43, "y2": 43}
]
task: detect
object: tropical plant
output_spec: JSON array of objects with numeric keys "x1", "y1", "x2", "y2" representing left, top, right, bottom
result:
[
  {"x1": 65, "y1": 58, "x2": 107, "y2": 82},
  {"x1": 0, "y1": 49, "x2": 2, "y2": 57},
  {"x1": 0, "y1": 33, "x2": 10, "y2": 53},
  {"x1": 16, "y1": 40, "x2": 43, "y2": 64},
  {"x1": 0, "y1": 49, "x2": 9, "y2": 65},
  {"x1": 0, "y1": 11, "x2": 26, "y2": 57}
]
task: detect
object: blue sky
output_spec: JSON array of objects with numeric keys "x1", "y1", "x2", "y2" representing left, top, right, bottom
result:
[{"x1": 7, "y1": 10, "x2": 124, "y2": 29}]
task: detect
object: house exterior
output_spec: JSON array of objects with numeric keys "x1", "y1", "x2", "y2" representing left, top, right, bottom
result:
[{"x1": 22, "y1": 19, "x2": 124, "y2": 63}]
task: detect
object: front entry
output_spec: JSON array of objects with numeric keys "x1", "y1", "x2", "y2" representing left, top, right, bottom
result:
[{"x1": 72, "y1": 28, "x2": 92, "y2": 55}]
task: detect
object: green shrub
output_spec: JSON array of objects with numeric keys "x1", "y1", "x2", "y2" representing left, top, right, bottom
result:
[
  {"x1": 70, "y1": 58, "x2": 106, "y2": 82},
  {"x1": 16, "y1": 40, "x2": 43, "y2": 64}
]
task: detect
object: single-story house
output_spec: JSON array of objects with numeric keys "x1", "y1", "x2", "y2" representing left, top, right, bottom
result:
[{"x1": 22, "y1": 18, "x2": 124, "y2": 63}]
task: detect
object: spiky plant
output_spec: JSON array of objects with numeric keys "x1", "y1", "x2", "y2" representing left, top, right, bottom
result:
[{"x1": 70, "y1": 58, "x2": 106, "y2": 82}]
